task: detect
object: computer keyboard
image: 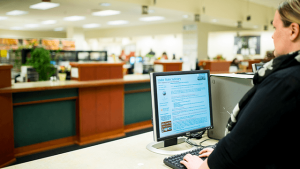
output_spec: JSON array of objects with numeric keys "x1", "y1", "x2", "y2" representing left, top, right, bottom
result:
[{"x1": 163, "y1": 147, "x2": 207, "y2": 169}]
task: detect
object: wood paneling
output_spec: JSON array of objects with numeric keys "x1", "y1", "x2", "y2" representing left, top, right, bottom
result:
[
  {"x1": 70, "y1": 62, "x2": 124, "y2": 81},
  {"x1": 153, "y1": 61, "x2": 183, "y2": 72},
  {"x1": 124, "y1": 120, "x2": 152, "y2": 133},
  {"x1": 0, "y1": 93, "x2": 15, "y2": 167},
  {"x1": 13, "y1": 96, "x2": 78, "y2": 106},
  {"x1": 14, "y1": 136, "x2": 76, "y2": 157},
  {"x1": 0, "y1": 65, "x2": 12, "y2": 88},
  {"x1": 78, "y1": 85, "x2": 124, "y2": 145}
]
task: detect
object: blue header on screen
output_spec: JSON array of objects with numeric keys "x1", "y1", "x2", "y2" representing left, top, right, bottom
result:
[{"x1": 155, "y1": 73, "x2": 211, "y2": 138}]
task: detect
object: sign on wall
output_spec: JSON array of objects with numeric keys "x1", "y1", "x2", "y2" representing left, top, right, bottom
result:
[{"x1": 234, "y1": 36, "x2": 261, "y2": 55}]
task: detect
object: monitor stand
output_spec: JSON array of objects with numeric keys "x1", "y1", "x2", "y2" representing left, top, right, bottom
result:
[{"x1": 146, "y1": 137, "x2": 197, "y2": 155}]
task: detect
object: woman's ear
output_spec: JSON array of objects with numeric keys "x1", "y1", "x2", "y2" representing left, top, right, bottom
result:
[{"x1": 290, "y1": 23, "x2": 300, "y2": 41}]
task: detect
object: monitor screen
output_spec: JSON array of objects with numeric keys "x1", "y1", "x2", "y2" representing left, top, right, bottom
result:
[
  {"x1": 129, "y1": 57, "x2": 135, "y2": 65},
  {"x1": 150, "y1": 70, "x2": 213, "y2": 143},
  {"x1": 252, "y1": 63, "x2": 264, "y2": 72}
]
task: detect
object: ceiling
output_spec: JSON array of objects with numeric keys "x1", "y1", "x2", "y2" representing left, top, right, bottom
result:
[{"x1": 0, "y1": 0, "x2": 284, "y2": 32}]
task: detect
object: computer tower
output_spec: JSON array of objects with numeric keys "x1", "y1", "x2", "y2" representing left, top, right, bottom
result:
[{"x1": 208, "y1": 74, "x2": 253, "y2": 140}]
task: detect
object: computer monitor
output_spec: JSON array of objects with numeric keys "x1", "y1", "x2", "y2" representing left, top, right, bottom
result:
[
  {"x1": 147, "y1": 70, "x2": 213, "y2": 155},
  {"x1": 252, "y1": 63, "x2": 264, "y2": 72}
]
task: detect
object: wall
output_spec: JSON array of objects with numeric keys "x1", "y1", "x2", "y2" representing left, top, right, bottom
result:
[
  {"x1": 208, "y1": 31, "x2": 274, "y2": 61},
  {"x1": 0, "y1": 29, "x2": 66, "y2": 39},
  {"x1": 85, "y1": 21, "x2": 244, "y2": 60}
]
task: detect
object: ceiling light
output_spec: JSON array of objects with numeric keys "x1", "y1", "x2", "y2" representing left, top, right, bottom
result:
[
  {"x1": 63, "y1": 16, "x2": 85, "y2": 21},
  {"x1": 6, "y1": 10, "x2": 28, "y2": 16},
  {"x1": 83, "y1": 23, "x2": 100, "y2": 28},
  {"x1": 212, "y1": 19, "x2": 217, "y2": 22},
  {"x1": 54, "y1": 27, "x2": 64, "y2": 31},
  {"x1": 183, "y1": 15, "x2": 189, "y2": 18},
  {"x1": 107, "y1": 20, "x2": 128, "y2": 25},
  {"x1": 25, "y1": 24, "x2": 39, "y2": 28},
  {"x1": 42, "y1": 20, "x2": 57, "y2": 24},
  {"x1": 148, "y1": 9, "x2": 155, "y2": 13},
  {"x1": 10, "y1": 27, "x2": 23, "y2": 30},
  {"x1": 99, "y1": 3, "x2": 111, "y2": 6},
  {"x1": 92, "y1": 10, "x2": 120, "y2": 16},
  {"x1": 139, "y1": 16, "x2": 165, "y2": 22},
  {"x1": 30, "y1": 2, "x2": 60, "y2": 10},
  {"x1": 0, "y1": 16, "x2": 8, "y2": 20}
]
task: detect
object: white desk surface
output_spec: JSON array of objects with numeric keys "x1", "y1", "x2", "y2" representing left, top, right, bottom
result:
[{"x1": 4, "y1": 132, "x2": 218, "y2": 169}]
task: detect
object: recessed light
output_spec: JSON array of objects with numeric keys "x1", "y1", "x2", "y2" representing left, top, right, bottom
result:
[
  {"x1": 107, "y1": 20, "x2": 128, "y2": 25},
  {"x1": 139, "y1": 16, "x2": 165, "y2": 21},
  {"x1": 92, "y1": 10, "x2": 120, "y2": 16},
  {"x1": 42, "y1": 20, "x2": 57, "y2": 25},
  {"x1": 6, "y1": 10, "x2": 28, "y2": 16},
  {"x1": 25, "y1": 24, "x2": 39, "y2": 28},
  {"x1": 99, "y1": 3, "x2": 111, "y2": 7},
  {"x1": 30, "y1": 2, "x2": 60, "y2": 10},
  {"x1": 63, "y1": 16, "x2": 85, "y2": 21},
  {"x1": 83, "y1": 23, "x2": 100, "y2": 28},
  {"x1": 0, "y1": 16, "x2": 8, "y2": 20},
  {"x1": 148, "y1": 9, "x2": 155, "y2": 13},
  {"x1": 10, "y1": 27, "x2": 23, "y2": 30},
  {"x1": 54, "y1": 27, "x2": 64, "y2": 31},
  {"x1": 183, "y1": 15, "x2": 189, "y2": 18}
]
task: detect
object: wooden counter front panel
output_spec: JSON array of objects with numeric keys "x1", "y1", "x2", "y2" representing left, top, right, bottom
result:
[
  {"x1": 0, "y1": 93, "x2": 15, "y2": 167},
  {"x1": 70, "y1": 63, "x2": 124, "y2": 81},
  {"x1": 78, "y1": 85, "x2": 124, "y2": 144},
  {"x1": 164, "y1": 64, "x2": 182, "y2": 72},
  {"x1": 0, "y1": 69, "x2": 11, "y2": 88}
]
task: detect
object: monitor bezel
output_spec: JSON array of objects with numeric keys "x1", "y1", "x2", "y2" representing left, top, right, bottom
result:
[
  {"x1": 252, "y1": 63, "x2": 264, "y2": 72},
  {"x1": 150, "y1": 70, "x2": 214, "y2": 142}
]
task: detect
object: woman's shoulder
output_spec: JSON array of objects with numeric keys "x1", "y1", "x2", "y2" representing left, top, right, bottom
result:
[{"x1": 272, "y1": 65, "x2": 300, "y2": 79}]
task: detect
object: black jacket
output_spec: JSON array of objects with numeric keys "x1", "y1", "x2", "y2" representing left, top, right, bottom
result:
[{"x1": 208, "y1": 65, "x2": 300, "y2": 169}]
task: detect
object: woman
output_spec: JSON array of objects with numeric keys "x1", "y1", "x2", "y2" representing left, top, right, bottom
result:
[{"x1": 181, "y1": 1, "x2": 300, "y2": 168}]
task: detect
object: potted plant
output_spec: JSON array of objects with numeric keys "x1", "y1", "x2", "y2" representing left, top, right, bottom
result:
[
  {"x1": 58, "y1": 66, "x2": 67, "y2": 81},
  {"x1": 26, "y1": 47, "x2": 55, "y2": 81}
]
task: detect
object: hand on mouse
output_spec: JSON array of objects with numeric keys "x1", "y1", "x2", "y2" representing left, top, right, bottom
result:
[{"x1": 199, "y1": 148, "x2": 214, "y2": 158}]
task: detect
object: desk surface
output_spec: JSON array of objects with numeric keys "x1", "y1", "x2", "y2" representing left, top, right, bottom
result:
[{"x1": 3, "y1": 132, "x2": 218, "y2": 169}]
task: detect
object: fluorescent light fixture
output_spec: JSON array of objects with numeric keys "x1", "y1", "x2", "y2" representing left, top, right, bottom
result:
[
  {"x1": 25, "y1": 24, "x2": 39, "y2": 28},
  {"x1": 6, "y1": 10, "x2": 28, "y2": 16},
  {"x1": 183, "y1": 15, "x2": 189, "y2": 18},
  {"x1": 107, "y1": 20, "x2": 128, "y2": 25},
  {"x1": 83, "y1": 23, "x2": 100, "y2": 28},
  {"x1": 139, "y1": 16, "x2": 165, "y2": 21},
  {"x1": 54, "y1": 27, "x2": 64, "y2": 31},
  {"x1": 99, "y1": 3, "x2": 111, "y2": 6},
  {"x1": 30, "y1": 2, "x2": 60, "y2": 10},
  {"x1": 42, "y1": 20, "x2": 57, "y2": 25},
  {"x1": 148, "y1": 9, "x2": 155, "y2": 13},
  {"x1": 0, "y1": 16, "x2": 8, "y2": 20},
  {"x1": 63, "y1": 16, "x2": 85, "y2": 21},
  {"x1": 10, "y1": 27, "x2": 23, "y2": 30},
  {"x1": 92, "y1": 10, "x2": 120, "y2": 16}
]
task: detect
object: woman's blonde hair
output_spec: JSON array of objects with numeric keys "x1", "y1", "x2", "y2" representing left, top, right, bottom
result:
[{"x1": 278, "y1": 0, "x2": 300, "y2": 27}]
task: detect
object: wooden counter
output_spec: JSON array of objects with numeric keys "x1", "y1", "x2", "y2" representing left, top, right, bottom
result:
[
  {"x1": 69, "y1": 62, "x2": 124, "y2": 81},
  {"x1": 199, "y1": 60, "x2": 232, "y2": 72},
  {"x1": 0, "y1": 64, "x2": 13, "y2": 88},
  {"x1": 153, "y1": 61, "x2": 182, "y2": 72},
  {"x1": 0, "y1": 74, "x2": 151, "y2": 168}
]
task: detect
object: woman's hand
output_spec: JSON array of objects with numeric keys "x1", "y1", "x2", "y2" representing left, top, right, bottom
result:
[
  {"x1": 180, "y1": 154, "x2": 204, "y2": 169},
  {"x1": 199, "y1": 148, "x2": 214, "y2": 158}
]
